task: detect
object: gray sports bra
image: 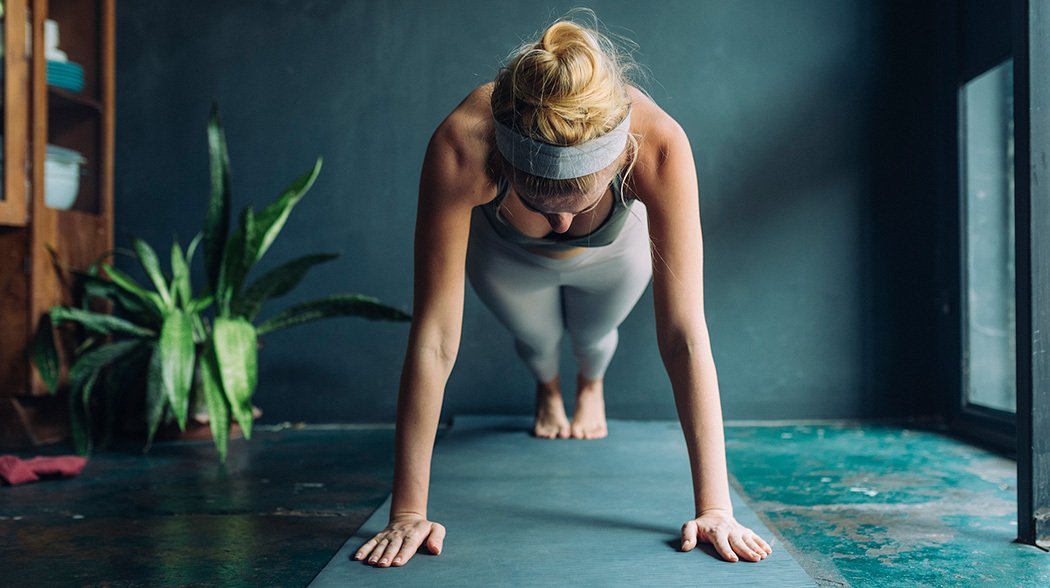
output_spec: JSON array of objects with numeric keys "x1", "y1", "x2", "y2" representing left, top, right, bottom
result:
[{"x1": 480, "y1": 175, "x2": 636, "y2": 251}]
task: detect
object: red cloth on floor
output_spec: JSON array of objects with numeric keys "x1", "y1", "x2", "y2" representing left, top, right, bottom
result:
[{"x1": 0, "y1": 455, "x2": 87, "y2": 486}]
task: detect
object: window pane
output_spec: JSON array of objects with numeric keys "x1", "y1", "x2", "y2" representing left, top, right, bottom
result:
[{"x1": 962, "y1": 58, "x2": 1016, "y2": 413}]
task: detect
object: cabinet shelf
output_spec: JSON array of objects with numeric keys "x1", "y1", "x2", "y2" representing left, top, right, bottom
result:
[
  {"x1": 48, "y1": 86, "x2": 102, "y2": 113},
  {"x1": 1, "y1": 89, "x2": 102, "y2": 113}
]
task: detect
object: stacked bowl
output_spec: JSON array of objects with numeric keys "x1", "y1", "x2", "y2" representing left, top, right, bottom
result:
[{"x1": 47, "y1": 60, "x2": 84, "y2": 92}]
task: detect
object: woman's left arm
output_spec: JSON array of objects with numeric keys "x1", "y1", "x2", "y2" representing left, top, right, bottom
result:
[{"x1": 635, "y1": 115, "x2": 772, "y2": 563}]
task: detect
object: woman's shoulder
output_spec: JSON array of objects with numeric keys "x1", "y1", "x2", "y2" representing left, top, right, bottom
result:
[
  {"x1": 430, "y1": 84, "x2": 495, "y2": 167},
  {"x1": 421, "y1": 84, "x2": 497, "y2": 206},
  {"x1": 627, "y1": 86, "x2": 691, "y2": 165},
  {"x1": 625, "y1": 86, "x2": 695, "y2": 203},
  {"x1": 621, "y1": 85, "x2": 697, "y2": 183}
]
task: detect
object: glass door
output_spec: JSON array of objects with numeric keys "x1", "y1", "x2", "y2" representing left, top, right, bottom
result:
[{"x1": 960, "y1": 58, "x2": 1017, "y2": 416}]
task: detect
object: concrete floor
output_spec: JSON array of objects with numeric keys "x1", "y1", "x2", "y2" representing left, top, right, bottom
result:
[
  {"x1": 1, "y1": 420, "x2": 1047, "y2": 587},
  {"x1": 0, "y1": 426, "x2": 399, "y2": 587}
]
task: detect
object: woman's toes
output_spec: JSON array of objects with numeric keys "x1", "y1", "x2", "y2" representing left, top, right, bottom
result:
[{"x1": 534, "y1": 420, "x2": 569, "y2": 439}]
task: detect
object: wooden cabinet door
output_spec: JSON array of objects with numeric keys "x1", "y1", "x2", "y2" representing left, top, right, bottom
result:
[{"x1": 0, "y1": 0, "x2": 30, "y2": 227}]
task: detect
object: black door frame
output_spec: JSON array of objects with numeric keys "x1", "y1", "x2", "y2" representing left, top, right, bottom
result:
[{"x1": 1012, "y1": 0, "x2": 1049, "y2": 550}]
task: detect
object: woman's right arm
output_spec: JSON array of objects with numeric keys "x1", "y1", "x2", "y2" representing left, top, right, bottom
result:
[{"x1": 353, "y1": 110, "x2": 489, "y2": 568}]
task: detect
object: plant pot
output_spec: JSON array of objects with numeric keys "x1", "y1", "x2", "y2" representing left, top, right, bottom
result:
[{"x1": 152, "y1": 406, "x2": 262, "y2": 442}]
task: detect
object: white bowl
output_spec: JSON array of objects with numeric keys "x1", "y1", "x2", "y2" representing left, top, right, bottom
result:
[{"x1": 44, "y1": 158, "x2": 82, "y2": 210}]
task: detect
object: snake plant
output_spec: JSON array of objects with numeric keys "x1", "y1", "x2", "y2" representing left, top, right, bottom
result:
[{"x1": 32, "y1": 104, "x2": 411, "y2": 462}]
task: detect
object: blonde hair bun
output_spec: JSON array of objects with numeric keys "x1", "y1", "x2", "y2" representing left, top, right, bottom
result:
[{"x1": 493, "y1": 19, "x2": 633, "y2": 146}]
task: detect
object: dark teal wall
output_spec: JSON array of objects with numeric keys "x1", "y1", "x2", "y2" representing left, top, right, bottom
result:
[{"x1": 115, "y1": 1, "x2": 941, "y2": 423}]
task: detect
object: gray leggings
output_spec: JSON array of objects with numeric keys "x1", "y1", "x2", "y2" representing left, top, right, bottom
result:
[{"x1": 465, "y1": 203, "x2": 653, "y2": 383}]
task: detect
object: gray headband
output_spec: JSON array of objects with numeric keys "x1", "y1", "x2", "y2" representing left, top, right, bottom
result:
[{"x1": 493, "y1": 110, "x2": 632, "y2": 180}]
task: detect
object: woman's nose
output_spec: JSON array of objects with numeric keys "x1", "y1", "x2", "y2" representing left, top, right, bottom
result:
[{"x1": 546, "y1": 213, "x2": 574, "y2": 233}]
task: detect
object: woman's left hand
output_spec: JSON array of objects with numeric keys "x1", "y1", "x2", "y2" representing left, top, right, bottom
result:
[{"x1": 680, "y1": 509, "x2": 773, "y2": 562}]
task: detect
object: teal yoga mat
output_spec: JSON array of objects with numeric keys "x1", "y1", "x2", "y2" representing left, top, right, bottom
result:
[{"x1": 310, "y1": 415, "x2": 814, "y2": 587}]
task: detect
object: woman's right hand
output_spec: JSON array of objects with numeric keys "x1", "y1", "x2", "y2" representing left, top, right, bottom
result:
[{"x1": 353, "y1": 513, "x2": 446, "y2": 568}]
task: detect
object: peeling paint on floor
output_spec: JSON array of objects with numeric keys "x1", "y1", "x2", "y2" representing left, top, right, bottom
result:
[{"x1": 725, "y1": 424, "x2": 1050, "y2": 587}]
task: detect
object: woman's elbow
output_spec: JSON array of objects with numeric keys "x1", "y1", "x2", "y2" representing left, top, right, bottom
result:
[
  {"x1": 656, "y1": 325, "x2": 712, "y2": 361},
  {"x1": 408, "y1": 324, "x2": 461, "y2": 369}
]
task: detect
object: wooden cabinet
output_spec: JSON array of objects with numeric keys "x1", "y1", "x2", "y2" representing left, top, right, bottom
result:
[{"x1": 0, "y1": 0, "x2": 114, "y2": 447}]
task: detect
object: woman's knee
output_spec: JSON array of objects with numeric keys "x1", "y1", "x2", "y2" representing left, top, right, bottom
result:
[
  {"x1": 569, "y1": 329, "x2": 618, "y2": 379},
  {"x1": 570, "y1": 328, "x2": 618, "y2": 360}
]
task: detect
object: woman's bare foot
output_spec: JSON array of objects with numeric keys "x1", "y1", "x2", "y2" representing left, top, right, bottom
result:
[
  {"x1": 570, "y1": 375, "x2": 608, "y2": 439},
  {"x1": 533, "y1": 377, "x2": 570, "y2": 439}
]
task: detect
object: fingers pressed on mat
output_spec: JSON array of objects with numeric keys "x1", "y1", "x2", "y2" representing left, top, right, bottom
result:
[
  {"x1": 377, "y1": 538, "x2": 404, "y2": 567},
  {"x1": 728, "y1": 534, "x2": 759, "y2": 561},
  {"x1": 368, "y1": 539, "x2": 390, "y2": 564},
  {"x1": 744, "y1": 534, "x2": 768, "y2": 558},
  {"x1": 755, "y1": 534, "x2": 773, "y2": 554},
  {"x1": 354, "y1": 538, "x2": 378, "y2": 561},
  {"x1": 714, "y1": 532, "x2": 738, "y2": 562},
  {"x1": 392, "y1": 533, "x2": 426, "y2": 566}
]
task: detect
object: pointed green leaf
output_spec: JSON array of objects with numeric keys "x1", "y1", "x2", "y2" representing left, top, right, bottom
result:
[
  {"x1": 199, "y1": 348, "x2": 230, "y2": 462},
  {"x1": 250, "y1": 158, "x2": 322, "y2": 265},
  {"x1": 188, "y1": 294, "x2": 215, "y2": 315},
  {"x1": 170, "y1": 239, "x2": 191, "y2": 308},
  {"x1": 133, "y1": 238, "x2": 173, "y2": 308},
  {"x1": 256, "y1": 294, "x2": 411, "y2": 335},
  {"x1": 212, "y1": 317, "x2": 257, "y2": 439},
  {"x1": 186, "y1": 231, "x2": 203, "y2": 262},
  {"x1": 82, "y1": 271, "x2": 120, "y2": 301},
  {"x1": 31, "y1": 314, "x2": 60, "y2": 394},
  {"x1": 205, "y1": 103, "x2": 232, "y2": 294},
  {"x1": 216, "y1": 206, "x2": 257, "y2": 316},
  {"x1": 144, "y1": 344, "x2": 165, "y2": 448},
  {"x1": 50, "y1": 306, "x2": 156, "y2": 338},
  {"x1": 239, "y1": 206, "x2": 259, "y2": 295},
  {"x1": 159, "y1": 310, "x2": 195, "y2": 430},
  {"x1": 235, "y1": 253, "x2": 339, "y2": 320},
  {"x1": 68, "y1": 340, "x2": 144, "y2": 384},
  {"x1": 81, "y1": 272, "x2": 161, "y2": 327},
  {"x1": 102, "y1": 264, "x2": 166, "y2": 317}
]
